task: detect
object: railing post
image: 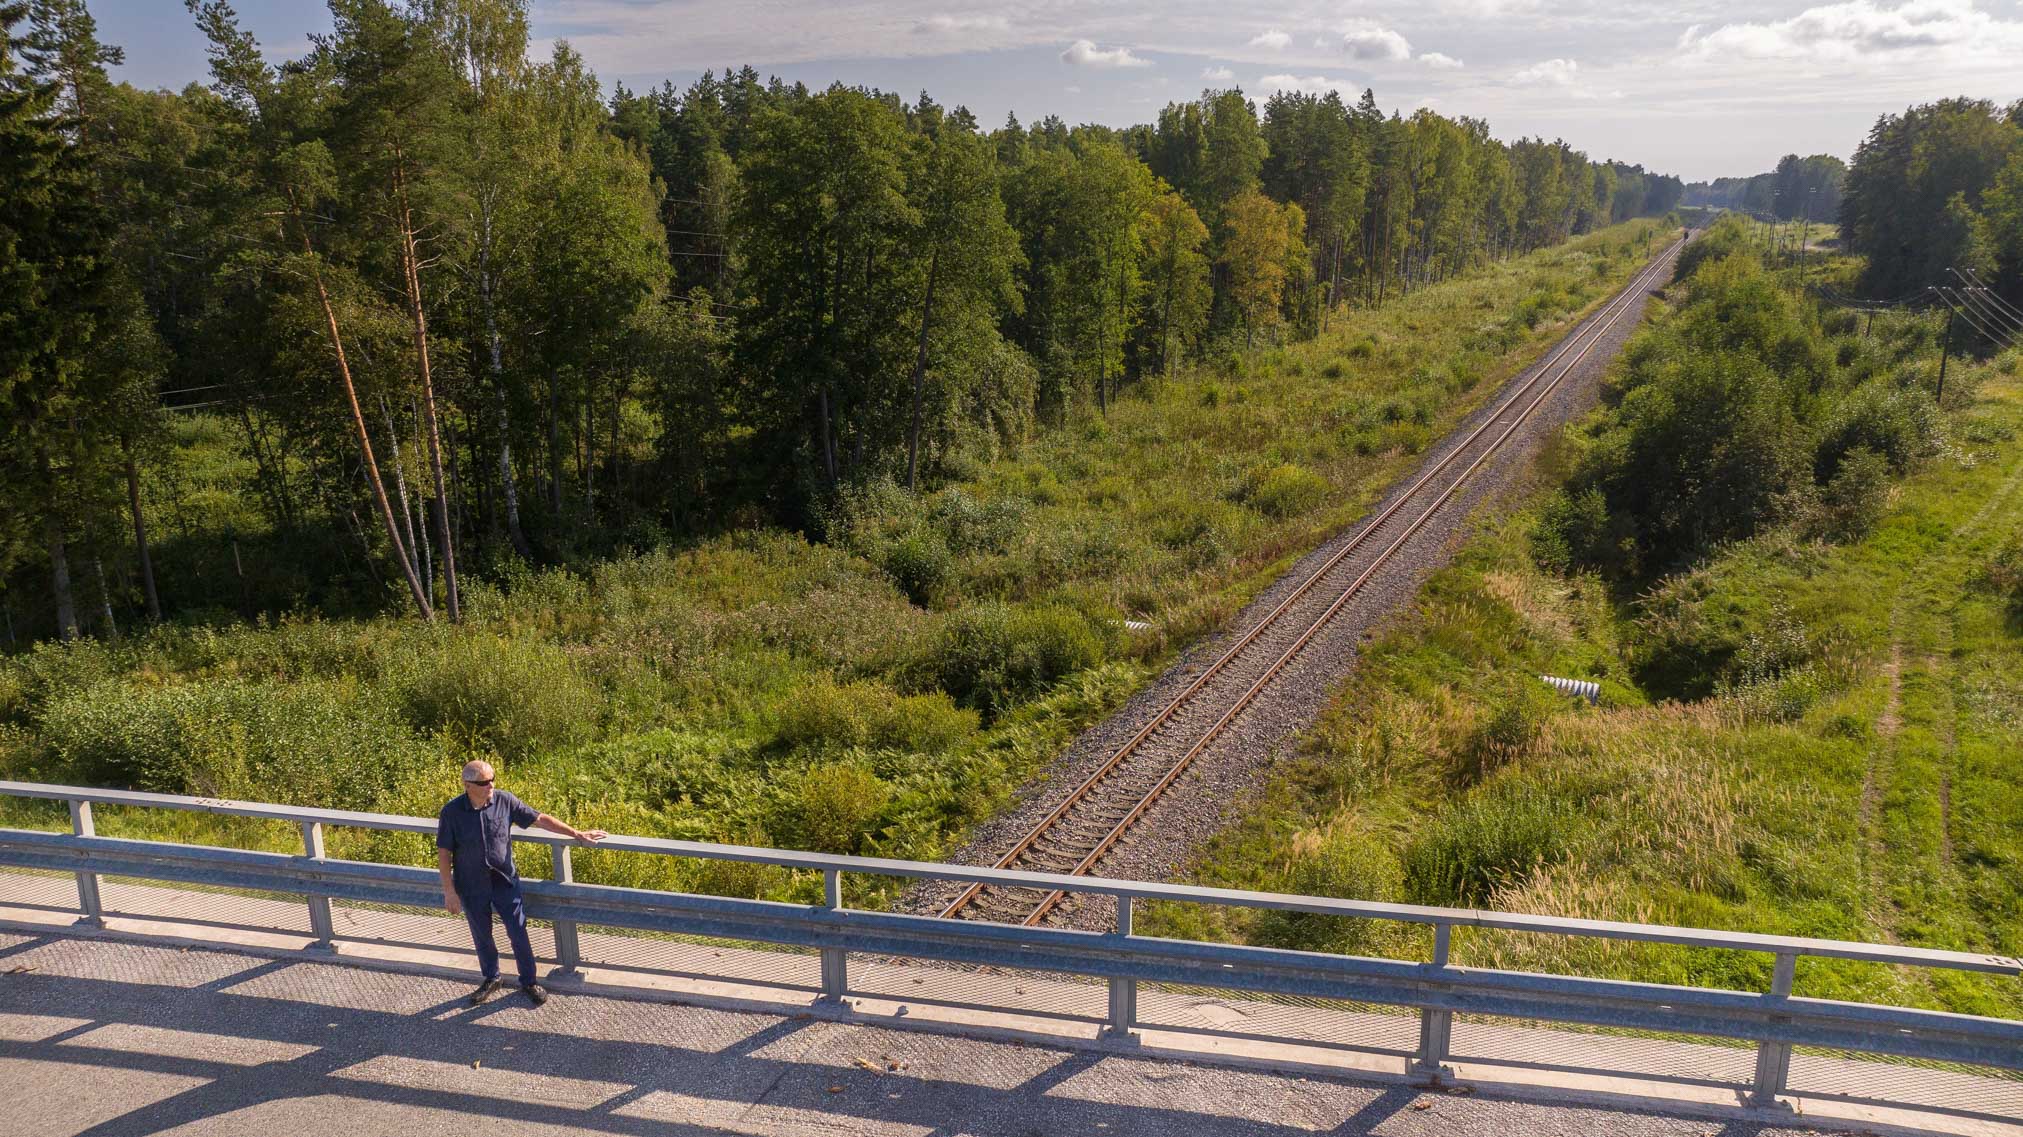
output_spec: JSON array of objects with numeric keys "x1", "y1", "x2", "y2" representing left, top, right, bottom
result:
[
  {"x1": 68, "y1": 800, "x2": 103, "y2": 928},
  {"x1": 1749, "y1": 952, "x2": 1799, "y2": 1108},
  {"x1": 1105, "y1": 895, "x2": 1139, "y2": 1042},
  {"x1": 1410, "y1": 923, "x2": 1455, "y2": 1085},
  {"x1": 549, "y1": 844, "x2": 582, "y2": 977},
  {"x1": 817, "y1": 868, "x2": 848, "y2": 1003},
  {"x1": 299, "y1": 821, "x2": 335, "y2": 952}
]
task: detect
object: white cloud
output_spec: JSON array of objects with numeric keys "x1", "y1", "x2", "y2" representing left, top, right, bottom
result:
[
  {"x1": 1202, "y1": 65, "x2": 1237, "y2": 81},
  {"x1": 1259, "y1": 73, "x2": 1356, "y2": 95},
  {"x1": 1513, "y1": 57, "x2": 1579, "y2": 85},
  {"x1": 914, "y1": 14, "x2": 1010, "y2": 35},
  {"x1": 1061, "y1": 39, "x2": 1152, "y2": 68},
  {"x1": 1340, "y1": 19, "x2": 1412, "y2": 61},
  {"x1": 1678, "y1": 0, "x2": 2023, "y2": 61},
  {"x1": 1509, "y1": 57, "x2": 1624, "y2": 100},
  {"x1": 1249, "y1": 29, "x2": 1291, "y2": 49},
  {"x1": 1420, "y1": 51, "x2": 1465, "y2": 68}
]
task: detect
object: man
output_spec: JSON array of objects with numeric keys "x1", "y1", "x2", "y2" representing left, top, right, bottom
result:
[{"x1": 436, "y1": 760, "x2": 607, "y2": 1005}]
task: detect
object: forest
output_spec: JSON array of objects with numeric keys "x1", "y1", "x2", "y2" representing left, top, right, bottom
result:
[
  {"x1": 0, "y1": 0, "x2": 1688, "y2": 643},
  {"x1": 1686, "y1": 97, "x2": 2023, "y2": 304}
]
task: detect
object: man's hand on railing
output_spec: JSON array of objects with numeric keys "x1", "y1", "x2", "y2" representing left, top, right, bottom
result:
[{"x1": 533, "y1": 813, "x2": 606, "y2": 843}]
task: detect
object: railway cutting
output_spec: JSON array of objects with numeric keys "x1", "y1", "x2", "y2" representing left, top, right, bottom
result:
[{"x1": 923, "y1": 237, "x2": 1691, "y2": 930}]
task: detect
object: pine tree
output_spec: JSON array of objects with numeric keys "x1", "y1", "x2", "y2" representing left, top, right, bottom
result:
[{"x1": 0, "y1": 1, "x2": 112, "y2": 637}]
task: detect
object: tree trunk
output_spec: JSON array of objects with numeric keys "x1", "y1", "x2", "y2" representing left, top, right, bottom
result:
[
  {"x1": 381, "y1": 397, "x2": 427, "y2": 596},
  {"x1": 285, "y1": 187, "x2": 433, "y2": 620},
  {"x1": 235, "y1": 400, "x2": 293, "y2": 532},
  {"x1": 1160, "y1": 251, "x2": 1177, "y2": 379},
  {"x1": 581, "y1": 386, "x2": 594, "y2": 517},
  {"x1": 478, "y1": 215, "x2": 530, "y2": 559},
  {"x1": 905, "y1": 245, "x2": 941, "y2": 491},
  {"x1": 546, "y1": 376, "x2": 563, "y2": 515},
  {"x1": 393, "y1": 158, "x2": 460, "y2": 621},
  {"x1": 123, "y1": 446, "x2": 161, "y2": 622},
  {"x1": 47, "y1": 517, "x2": 77, "y2": 642},
  {"x1": 94, "y1": 556, "x2": 117, "y2": 640},
  {"x1": 818, "y1": 386, "x2": 838, "y2": 486}
]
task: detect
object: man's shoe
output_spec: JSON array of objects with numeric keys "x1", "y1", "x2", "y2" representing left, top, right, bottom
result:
[
  {"x1": 524, "y1": 983, "x2": 549, "y2": 1007},
  {"x1": 470, "y1": 977, "x2": 503, "y2": 1005}
]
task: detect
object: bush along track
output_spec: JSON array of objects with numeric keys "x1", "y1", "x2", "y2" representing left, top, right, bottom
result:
[
  {"x1": 0, "y1": 220, "x2": 1669, "y2": 910},
  {"x1": 1166, "y1": 217, "x2": 2023, "y2": 1019}
]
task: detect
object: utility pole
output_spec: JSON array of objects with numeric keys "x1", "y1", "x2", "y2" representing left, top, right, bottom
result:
[
  {"x1": 1936, "y1": 305, "x2": 1955, "y2": 405},
  {"x1": 1799, "y1": 187, "x2": 1815, "y2": 275}
]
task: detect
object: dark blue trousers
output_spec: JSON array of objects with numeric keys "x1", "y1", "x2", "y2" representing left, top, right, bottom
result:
[{"x1": 462, "y1": 872, "x2": 538, "y2": 986}]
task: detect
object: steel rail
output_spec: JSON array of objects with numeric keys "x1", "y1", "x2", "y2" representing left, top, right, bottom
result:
[{"x1": 942, "y1": 238, "x2": 1685, "y2": 926}]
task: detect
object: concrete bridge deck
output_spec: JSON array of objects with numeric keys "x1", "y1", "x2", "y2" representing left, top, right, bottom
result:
[{"x1": 1, "y1": 928, "x2": 1865, "y2": 1137}]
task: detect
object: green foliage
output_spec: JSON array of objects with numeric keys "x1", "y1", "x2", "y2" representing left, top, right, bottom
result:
[
  {"x1": 1233, "y1": 462, "x2": 1331, "y2": 519},
  {"x1": 1531, "y1": 487, "x2": 1614, "y2": 574},
  {"x1": 880, "y1": 527, "x2": 954, "y2": 607},
  {"x1": 1403, "y1": 789, "x2": 1579, "y2": 906},
  {"x1": 770, "y1": 676, "x2": 977, "y2": 756},
  {"x1": 1842, "y1": 98, "x2": 2020, "y2": 299},
  {"x1": 40, "y1": 676, "x2": 434, "y2": 803},
  {"x1": 1815, "y1": 445, "x2": 1893, "y2": 541},
  {"x1": 1254, "y1": 829, "x2": 1403, "y2": 955},
  {"x1": 922, "y1": 602, "x2": 1113, "y2": 716},
  {"x1": 1462, "y1": 673, "x2": 1562, "y2": 780},
  {"x1": 779, "y1": 760, "x2": 892, "y2": 854},
  {"x1": 1550, "y1": 226, "x2": 1949, "y2": 576},
  {"x1": 387, "y1": 633, "x2": 601, "y2": 761}
]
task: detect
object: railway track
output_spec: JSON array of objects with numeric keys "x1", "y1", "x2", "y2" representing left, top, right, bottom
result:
[{"x1": 939, "y1": 236, "x2": 1687, "y2": 929}]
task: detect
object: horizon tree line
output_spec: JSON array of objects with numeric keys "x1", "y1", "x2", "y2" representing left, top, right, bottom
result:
[{"x1": 2, "y1": 0, "x2": 1686, "y2": 644}]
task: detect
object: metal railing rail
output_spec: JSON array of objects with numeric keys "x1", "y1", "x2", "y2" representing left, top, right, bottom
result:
[{"x1": 1, "y1": 779, "x2": 2018, "y2": 1110}]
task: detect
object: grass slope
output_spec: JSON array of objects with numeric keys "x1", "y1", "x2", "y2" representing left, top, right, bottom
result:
[{"x1": 1166, "y1": 341, "x2": 2023, "y2": 1017}]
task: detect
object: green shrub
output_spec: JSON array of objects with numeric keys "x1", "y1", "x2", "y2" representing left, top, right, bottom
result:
[
  {"x1": 930, "y1": 489, "x2": 1026, "y2": 555},
  {"x1": 923, "y1": 602, "x2": 1110, "y2": 715},
  {"x1": 388, "y1": 633, "x2": 601, "y2": 760},
  {"x1": 1402, "y1": 790, "x2": 1578, "y2": 906},
  {"x1": 771, "y1": 677, "x2": 979, "y2": 755},
  {"x1": 40, "y1": 676, "x2": 432, "y2": 804},
  {"x1": 882, "y1": 527, "x2": 954, "y2": 607},
  {"x1": 1815, "y1": 444, "x2": 1893, "y2": 540},
  {"x1": 1234, "y1": 463, "x2": 1331, "y2": 519},
  {"x1": 1531, "y1": 488, "x2": 1614, "y2": 574},
  {"x1": 1984, "y1": 536, "x2": 2023, "y2": 607},
  {"x1": 1255, "y1": 829, "x2": 1403, "y2": 955},
  {"x1": 1462, "y1": 675, "x2": 1563, "y2": 781},
  {"x1": 780, "y1": 760, "x2": 892, "y2": 853},
  {"x1": 1814, "y1": 384, "x2": 1940, "y2": 478}
]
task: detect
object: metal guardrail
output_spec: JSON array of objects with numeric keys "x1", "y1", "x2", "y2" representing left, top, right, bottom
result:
[{"x1": 0, "y1": 779, "x2": 2018, "y2": 1113}]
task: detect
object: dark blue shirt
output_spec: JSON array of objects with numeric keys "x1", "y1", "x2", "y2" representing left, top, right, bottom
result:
[{"x1": 436, "y1": 790, "x2": 539, "y2": 899}]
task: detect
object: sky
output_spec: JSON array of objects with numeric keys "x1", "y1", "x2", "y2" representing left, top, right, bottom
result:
[{"x1": 87, "y1": 0, "x2": 2023, "y2": 182}]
